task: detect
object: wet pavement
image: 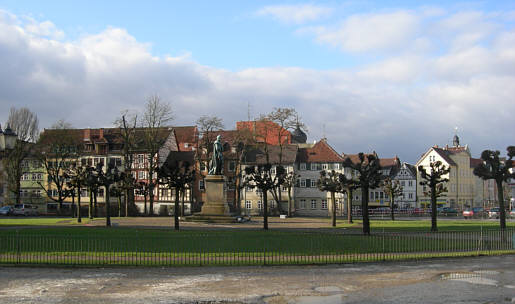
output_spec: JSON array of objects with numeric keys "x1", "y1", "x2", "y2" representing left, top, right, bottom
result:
[{"x1": 0, "y1": 255, "x2": 513, "y2": 303}]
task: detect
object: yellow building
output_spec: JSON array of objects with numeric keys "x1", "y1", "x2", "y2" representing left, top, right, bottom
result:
[{"x1": 416, "y1": 134, "x2": 483, "y2": 210}]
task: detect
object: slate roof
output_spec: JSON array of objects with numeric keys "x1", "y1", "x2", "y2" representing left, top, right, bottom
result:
[{"x1": 243, "y1": 144, "x2": 298, "y2": 165}]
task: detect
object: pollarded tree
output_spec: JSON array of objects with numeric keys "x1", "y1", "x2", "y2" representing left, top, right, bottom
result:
[
  {"x1": 64, "y1": 164, "x2": 88, "y2": 223},
  {"x1": 158, "y1": 154, "x2": 196, "y2": 230},
  {"x1": 382, "y1": 177, "x2": 403, "y2": 221},
  {"x1": 343, "y1": 152, "x2": 382, "y2": 235},
  {"x1": 473, "y1": 147, "x2": 514, "y2": 230},
  {"x1": 338, "y1": 173, "x2": 358, "y2": 224},
  {"x1": 317, "y1": 170, "x2": 342, "y2": 227},
  {"x1": 243, "y1": 164, "x2": 286, "y2": 230},
  {"x1": 96, "y1": 163, "x2": 124, "y2": 227},
  {"x1": 418, "y1": 161, "x2": 450, "y2": 232}
]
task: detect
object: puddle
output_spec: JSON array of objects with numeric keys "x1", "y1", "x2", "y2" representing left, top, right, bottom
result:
[
  {"x1": 314, "y1": 286, "x2": 342, "y2": 293},
  {"x1": 439, "y1": 272, "x2": 498, "y2": 286}
]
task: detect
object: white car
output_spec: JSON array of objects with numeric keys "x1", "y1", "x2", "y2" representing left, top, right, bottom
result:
[{"x1": 12, "y1": 204, "x2": 39, "y2": 216}]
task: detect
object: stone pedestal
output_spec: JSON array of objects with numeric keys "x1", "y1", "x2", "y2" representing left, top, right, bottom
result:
[
  {"x1": 200, "y1": 175, "x2": 230, "y2": 215},
  {"x1": 185, "y1": 175, "x2": 238, "y2": 223}
]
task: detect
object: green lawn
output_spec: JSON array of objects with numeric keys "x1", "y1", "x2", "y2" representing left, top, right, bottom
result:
[
  {"x1": 0, "y1": 217, "x2": 91, "y2": 226},
  {"x1": 339, "y1": 219, "x2": 515, "y2": 232}
]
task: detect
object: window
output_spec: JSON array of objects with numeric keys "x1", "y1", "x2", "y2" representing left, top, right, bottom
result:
[
  {"x1": 257, "y1": 200, "x2": 263, "y2": 210},
  {"x1": 311, "y1": 199, "x2": 317, "y2": 209},
  {"x1": 282, "y1": 185, "x2": 288, "y2": 192},
  {"x1": 305, "y1": 178, "x2": 311, "y2": 187},
  {"x1": 270, "y1": 167, "x2": 275, "y2": 175},
  {"x1": 310, "y1": 179, "x2": 316, "y2": 188},
  {"x1": 408, "y1": 181, "x2": 413, "y2": 187},
  {"x1": 245, "y1": 201, "x2": 252, "y2": 209},
  {"x1": 137, "y1": 154, "x2": 144, "y2": 164},
  {"x1": 408, "y1": 193, "x2": 413, "y2": 199},
  {"x1": 199, "y1": 179, "x2": 205, "y2": 191},
  {"x1": 380, "y1": 192, "x2": 383, "y2": 199},
  {"x1": 269, "y1": 200, "x2": 275, "y2": 209},
  {"x1": 300, "y1": 179, "x2": 306, "y2": 188},
  {"x1": 322, "y1": 163, "x2": 328, "y2": 170},
  {"x1": 138, "y1": 171, "x2": 145, "y2": 179},
  {"x1": 228, "y1": 161, "x2": 236, "y2": 172},
  {"x1": 161, "y1": 189, "x2": 168, "y2": 197},
  {"x1": 321, "y1": 200, "x2": 327, "y2": 209},
  {"x1": 333, "y1": 163, "x2": 340, "y2": 170},
  {"x1": 300, "y1": 199, "x2": 306, "y2": 209},
  {"x1": 400, "y1": 181, "x2": 405, "y2": 187},
  {"x1": 300, "y1": 163, "x2": 306, "y2": 170}
]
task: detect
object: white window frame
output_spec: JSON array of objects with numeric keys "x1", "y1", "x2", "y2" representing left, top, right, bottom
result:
[
  {"x1": 245, "y1": 200, "x2": 252, "y2": 209},
  {"x1": 321, "y1": 200, "x2": 327, "y2": 209},
  {"x1": 300, "y1": 163, "x2": 306, "y2": 170},
  {"x1": 300, "y1": 179, "x2": 306, "y2": 188},
  {"x1": 257, "y1": 200, "x2": 263, "y2": 210},
  {"x1": 311, "y1": 199, "x2": 317, "y2": 209},
  {"x1": 310, "y1": 179, "x2": 316, "y2": 188},
  {"x1": 300, "y1": 199, "x2": 306, "y2": 209}
]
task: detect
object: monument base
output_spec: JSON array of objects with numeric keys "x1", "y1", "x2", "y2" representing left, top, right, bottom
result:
[{"x1": 184, "y1": 175, "x2": 238, "y2": 223}]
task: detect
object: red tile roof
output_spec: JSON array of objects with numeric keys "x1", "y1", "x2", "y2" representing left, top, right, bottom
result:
[{"x1": 297, "y1": 139, "x2": 344, "y2": 163}]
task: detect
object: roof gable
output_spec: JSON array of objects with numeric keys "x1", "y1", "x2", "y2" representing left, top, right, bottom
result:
[{"x1": 297, "y1": 139, "x2": 344, "y2": 163}]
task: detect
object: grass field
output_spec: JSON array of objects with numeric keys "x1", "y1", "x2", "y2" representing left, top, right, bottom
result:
[{"x1": 0, "y1": 217, "x2": 513, "y2": 266}]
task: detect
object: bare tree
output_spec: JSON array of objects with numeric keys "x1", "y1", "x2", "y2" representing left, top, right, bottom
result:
[
  {"x1": 196, "y1": 115, "x2": 224, "y2": 154},
  {"x1": 35, "y1": 123, "x2": 80, "y2": 212},
  {"x1": 114, "y1": 111, "x2": 138, "y2": 216},
  {"x1": 282, "y1": 170, "x2": 300, "y2": 217},
  {"x1": 343, "y1": 153, "x2": 382, "y2": 235},
  {"x1": 140, "y1": 95, "x2": 174, "y2": 215},
  {"x1": 473, "y1": 147, "x2": 515, "y2": 230},
  {"x1": 2, "y1": 107, "x2": 39, "y2": 205},
  {"x1": 158, "y1": 155, "x2": 196, "y2": 230},
  {"x1": 382, "y1": 177, "x2": 403, "y2": 221},
  {"x1": 242, "y1": 164, "x2": 286, "y2": 230},
  {"x1": 339, "y1": 174, "x2": 358, "y2": 224},
  {"x1": 317, "y1": 170, "x2": 342, "y2": 227},
  {"x1": 418, "y1": 161, "x2": 450, "y2": 232}
]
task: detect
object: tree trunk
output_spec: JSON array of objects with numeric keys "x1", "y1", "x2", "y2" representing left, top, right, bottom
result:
[
  {"x1": 77, "y1": 188, "x2": 82, "y2": 223},
  {"x1": 89, "y1": 191, "x2": 93, "y2": 219},
  {"x1": 287, "y1": 188, "x2": 293, "y2": 218},
  {"x1": 174, "y1": 188, "x2": 180, "y2": 230},
  {"x1": 181, "y1": 189, "x2": 185, "y2": 217},
  {"x1": 105, "y1": 186, "x2": 111, "y2": 227},
  {"x1": 94, "y1": 191, "x2": 98, "y2": 218},
  {"x1": 362, "y1": 186, "x2": 370, "y2": 235},
  {"x1": 430, "y1": 185, "x2": 438, "y2": 232},
  {"x1": 331, "y1": 191, "x2": 336, "y2": 227},
  {"x1": 118, "y1": 195, "x2": 122, "y2": 218},
  {"x1": 390, "y1": 197, "x2": 395, "y2": 221},
  {"x1": 347, "y1": 189, "x2": 353, "y2": 224},
  {"x1": 497, "y1": 179, "x2": 506, "y2": 230},
  {"x1": 263, "y1": 191, "x2": 268, "y2": 230},
  {"x1": 149, "y1": 183, "x2": 154, "y2": 216}
]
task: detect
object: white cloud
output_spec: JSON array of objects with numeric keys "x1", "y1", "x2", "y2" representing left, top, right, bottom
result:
[
  {"x1": 302, "y1": 10, "x2": 420, "y2": 53},
  {"x1": 0, "y1": 9, "x2": 514, "y2": 163},
  {"x1": 256, "y1": 4, "x2": 332, "y2": 24}
]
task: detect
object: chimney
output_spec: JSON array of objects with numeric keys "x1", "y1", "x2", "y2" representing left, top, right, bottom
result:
[{"x1": 84, "y1": 129, "x2": 91, "y2": 141}]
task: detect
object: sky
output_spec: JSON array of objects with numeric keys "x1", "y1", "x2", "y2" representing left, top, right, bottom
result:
[{"x1": 0, "y1": 0, "x2": 514, "y2": 164}]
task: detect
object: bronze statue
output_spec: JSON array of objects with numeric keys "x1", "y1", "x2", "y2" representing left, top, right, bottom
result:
[{"x1": 208, "y1": 135, "x2": 223, "y2": 175}]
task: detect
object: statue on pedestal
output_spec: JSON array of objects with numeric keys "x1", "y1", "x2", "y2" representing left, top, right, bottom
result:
[{"x1": 208, "y1": 135, "x2": 223, "y2": 175}]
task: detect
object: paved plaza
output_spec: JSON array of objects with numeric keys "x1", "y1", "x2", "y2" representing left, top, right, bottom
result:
[{"x1": 0, "y1": 255, "x2": 514, "y2": 304}]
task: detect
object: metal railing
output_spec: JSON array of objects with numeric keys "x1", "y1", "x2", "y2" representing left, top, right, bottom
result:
[{"x1": 0, "y1": 229, "x2": 513, "y2": 266}]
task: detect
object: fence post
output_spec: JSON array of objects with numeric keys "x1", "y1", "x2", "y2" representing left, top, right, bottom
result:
[
  {"x1": 16, "y1": 230, "x2": 20, "y2": 265},
  {"x1": 263, "y1": 235, "x2": 266, "y2": 266}
]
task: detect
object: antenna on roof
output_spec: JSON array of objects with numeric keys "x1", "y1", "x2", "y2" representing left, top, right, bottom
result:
[
  {"x1": 322, "y1": 123, "x2": 326, "y2": 140},
  {"x1": 247, "y1": 101, "x2": 251, "y2": 121}
]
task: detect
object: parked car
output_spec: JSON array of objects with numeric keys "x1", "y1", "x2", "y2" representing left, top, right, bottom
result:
[
  {"x1": 0, "y1": 206, "x2": 14, "y2": 216},
  {"x1": 12, "y1": 204, "x2": 39, "y2": 216},
  {"x1": 463, "y1": 208, "x2": 474, "y2": 219},
  {"x1": 440, "y1": 207, "x2": 458, "y2": 216},
  {"x1": 488, "y1": 207, "x2": 500, "y2": 219},
  {"x1": 510, "y1": 209, "x2": 515, "y2": 219}
]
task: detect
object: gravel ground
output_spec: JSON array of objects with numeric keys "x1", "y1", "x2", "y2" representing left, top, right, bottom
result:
[{"x1": 0, "y1": 255, "x2": 513, "y2": 304}]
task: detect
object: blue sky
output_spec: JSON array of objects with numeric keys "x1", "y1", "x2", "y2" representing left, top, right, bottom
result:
[{"x1": 0, "y1": 1, "x2": 514, "y2": 163}]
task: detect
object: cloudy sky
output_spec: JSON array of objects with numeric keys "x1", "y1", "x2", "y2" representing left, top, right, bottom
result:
[{"x1": 0, "y1": 0, "x2": 514, "y2": 163}]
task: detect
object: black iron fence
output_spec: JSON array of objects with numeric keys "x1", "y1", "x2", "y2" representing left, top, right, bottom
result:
[{"x1": 0, "y1": 229, "x2": 513, "y2": 266}]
